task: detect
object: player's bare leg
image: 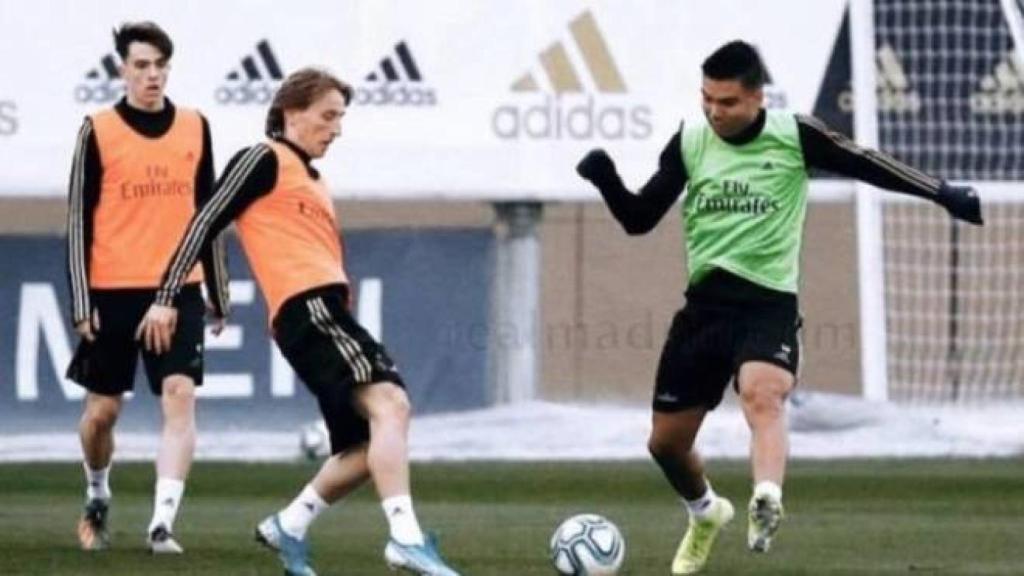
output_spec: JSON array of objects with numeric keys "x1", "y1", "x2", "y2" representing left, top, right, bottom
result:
[
  {"x1": 147, "y1": 375, "x2": 196, "y2": 553},
  {"x1": 256, "y1": 448, "x2": 370, "y2": 576},
  {"x1": 738, "y1": 361, "x2": 794, "y2": 552},
  {"x1": 650, "y1": 408, "x2": 734, "y2": 574},
  {"x1": 352, "y1": 382, "x2": 459, "y2": 575},
  {"x1": 354, "y1": 382, "x2": 413, "y2": 502},
  {"x1": 649, "y1": 408, "x2": 708, "y2": 499},
  {"x1": 78, "y1": 393, "x2": 122, "y2": 550},
  {"x1": 311, "y1": 446, "x2": 371, "y2": 501}
]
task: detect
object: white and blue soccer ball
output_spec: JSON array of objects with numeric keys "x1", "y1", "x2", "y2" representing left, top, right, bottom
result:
[
  {"x1": 297, "y1": 419, "x2": 329, "y2": 460},
  {"x1": 550, "y1": 513, "x2": 625, "y2": 575}
]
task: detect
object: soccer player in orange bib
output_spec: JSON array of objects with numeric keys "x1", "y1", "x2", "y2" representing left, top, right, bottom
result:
[
  {"x1": 66, "y1": 21, "x2": 230, "y2": 554},
  {"x1": 137, "y1": 68, "x2": 460, "y2": 576}
]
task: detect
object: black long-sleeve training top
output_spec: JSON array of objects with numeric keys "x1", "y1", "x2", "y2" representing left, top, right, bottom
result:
[
  {"x1": 66, "y1": 97, "x2": 230, "y2": 323},
  {"x1": 595, "y1": 109, "x2": 944, "y2": 235}
]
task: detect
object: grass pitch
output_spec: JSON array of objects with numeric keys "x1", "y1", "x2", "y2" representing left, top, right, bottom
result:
[{"x1": 0, "y1": 459, "x2": 1021, "y2": 575}]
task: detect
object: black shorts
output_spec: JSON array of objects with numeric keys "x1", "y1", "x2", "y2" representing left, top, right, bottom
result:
[
  {"x1": 273, "y1": 284, "x2": 404, "y2": 454},
  {"x1": 66, "y1": 284, "x2": 205, "y2": 396},
  {"x1": 653, "y1": 270, "x2": 802, "y2": 412}
]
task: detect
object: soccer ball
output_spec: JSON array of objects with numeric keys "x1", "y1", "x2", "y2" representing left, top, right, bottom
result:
[
  {"x1": 297, "y1": 420, "x2": 328, "y2": 460},
  {"x1": 550, "y1": 513, "x2": 625, "y2": 575}
]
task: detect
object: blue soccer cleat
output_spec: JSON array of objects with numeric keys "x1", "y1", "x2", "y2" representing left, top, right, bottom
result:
[
  {"x1": 255, "y1": 514, "x2": 317, "y2": 576},
  {"x1": 384, "y1": 533, "x2": 460, "y2": 576}
]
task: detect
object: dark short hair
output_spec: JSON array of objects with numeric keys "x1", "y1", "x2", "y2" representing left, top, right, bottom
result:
[
  {"x1": 702, "y1": 40, "x2": 765, "y2": 90},
  {"x1": 265, "y1": 68, "x2": 353, "y2": 137},
  {"x1": 112, "y1": 21, "x2": 173, "y2": 61}
]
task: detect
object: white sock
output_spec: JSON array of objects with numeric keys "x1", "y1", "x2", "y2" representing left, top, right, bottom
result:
[
  {"x1": 753, "y1": 480, "x2": 783, "y2": 502},
  {"x1": 148, "y1": 478, "x2": 185, "y2": 534},
  {"x1": 84, "y1": 463, "x2": 111, "y2": 501},
  {"x1": 278, "y1": 484, "x2": 330, "y2": 539},
  {"x1": 382, "y1": 495, "x2": 424, "y2": 546},
  {"x1": 683, "y1": 481, "x2": 718, "y2": 519}
]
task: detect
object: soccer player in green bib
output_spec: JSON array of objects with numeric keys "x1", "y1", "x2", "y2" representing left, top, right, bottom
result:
[{"x1": 576, "y1": 40, "x2": 983, "y2": 575}]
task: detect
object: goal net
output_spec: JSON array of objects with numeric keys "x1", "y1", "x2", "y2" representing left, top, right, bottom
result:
[{"x1": 875, "y1": 0, "x2": 1024, "y2": 402}]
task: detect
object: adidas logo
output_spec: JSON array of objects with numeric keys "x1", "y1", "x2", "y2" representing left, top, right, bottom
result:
[
  {"x1": 875, "y1": 44, "x2": 922, "y2": 112},
  {"x1": 215, "y1": 40, "x2": 284, "y2": 105},
  {"x1": 354, "y1": 41, "x2": 437, "y2": 107},
  {"x1": 74, "y1": 53, "x2": 123, "y2": 104},
  {"x1": 492, "y1": 10, "x2": 652, "y2": 140},
  {"x1": 655, "y1": 392, "x2": 679, "y2": 404},
  {"x1": 837, "y1": 44, "x2": 921, "y2": 114},
  {"x1": 509, "y1": 10, "x2": 625, "y2": 95},
  {"x1": 970, "y1": 51, "x2": 1024, "y2": 114}
]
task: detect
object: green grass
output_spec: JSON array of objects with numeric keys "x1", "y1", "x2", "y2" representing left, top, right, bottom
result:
[{"x1": 1, "y1": 459, "x2": 1022, "y2": 575}]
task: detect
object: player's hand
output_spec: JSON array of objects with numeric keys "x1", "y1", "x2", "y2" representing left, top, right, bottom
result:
[
  {"x1": 576, "y1": 148, "x2": 616, "y2": 182},
  {"x1": 75, "y1": 309, "x2": 100, "y2": 342},
  {"x1": 939, "y1": 183, "x2": 984, "y2": 226},
  {"x1": 135, "y1": 304, "x2": 178, "y2": 355},
  {"x1": 206, "y1": 302, "x2": 226, "y2": 337}
]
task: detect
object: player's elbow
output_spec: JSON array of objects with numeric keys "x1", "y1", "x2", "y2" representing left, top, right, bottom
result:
[{"x1": 622, "y1": 220, "x2": 655, "y2": 235}]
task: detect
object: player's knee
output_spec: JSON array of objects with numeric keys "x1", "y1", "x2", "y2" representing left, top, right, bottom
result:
[
  {"x1": 647, "y1": 435, "x2": 670, "y2": 460},
  {"x1": 83, "y1": 406, "x2": 118, "y2": 430},
  {"x1": 366, "y1": 383, "x2": 411, "y2": 424},
  {"x1": 161, "y1": 377, "x2": 197, "y2": 419},
  {"x1": 82, "y1": 397, "x2": 121, "y2": 430},
  {"x1": 740, "y1": 382, "x2": 785, "y2": 418},
  {"x1": 647, "y1": 430, "x2": 691, "y2": 460},
  {"x1": 162, "y1": 376, "x2": 196, "y2": 401}
]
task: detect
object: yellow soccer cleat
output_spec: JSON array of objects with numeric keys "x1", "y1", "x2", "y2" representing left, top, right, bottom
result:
[{"x1": 671, "y1": 496, "x2": 734, "y2": 575}]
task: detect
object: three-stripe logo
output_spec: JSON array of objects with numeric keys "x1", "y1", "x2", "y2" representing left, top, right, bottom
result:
[
  {"x1": 509, "y1": 10, "x2": 626, "y2": 95},
  {"x1": 874, "y1": 44, "x2": 922, "y2": 113},
  {"x1": 492, "y1": 10, "x2": 652, "y2": 141},
  {"x1": 215, "y1": 40, "x2": 285, "y2": 106},
  {"x1": 355, "y1": 41, "x2": 436, "y2": 107},
  {"x1": 837, "y1": 44, "x2": 922, "y2": 114},
  {"x1": 970, "y1": 51, "x2": 1024, "y2": 114},
  {"x1": 74, "y1": 53, "x2": 123, "y2": 104}
]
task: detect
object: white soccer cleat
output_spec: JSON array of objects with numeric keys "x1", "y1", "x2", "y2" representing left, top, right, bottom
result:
[
  {"x1": 747, "y1": 493, "x2": 784, "y2": 553},
  {"x1": 147, "y1": 524, "x2": 184, "y2": 554}
]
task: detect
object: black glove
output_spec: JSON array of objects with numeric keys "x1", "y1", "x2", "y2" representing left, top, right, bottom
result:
[
  {"x1": 938, "y1": 183, "x2": 984, "y2": 226},
  {"x1": 576, "y1": 148, "x2": 617, "y2": 184}
]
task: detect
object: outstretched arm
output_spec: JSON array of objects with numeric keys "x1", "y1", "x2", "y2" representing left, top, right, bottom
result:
[
  {"x1": 796, "y1": 114, "x2": 983, "y2": 225},
  {"x1": 576, "y1": 130, "x2": 689, "y2": 235}
]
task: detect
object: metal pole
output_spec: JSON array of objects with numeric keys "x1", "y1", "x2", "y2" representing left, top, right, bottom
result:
[
  {"x1": 490, "y1": 201, "x2": 543, "y2": 403},
  {"x1": 851, "y1": 0, "x2": 890, "y2": 402}
]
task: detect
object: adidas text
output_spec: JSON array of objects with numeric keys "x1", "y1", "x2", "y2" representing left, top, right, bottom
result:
[
  {"x1": 0, "y1": 100, "x2": 16, "y2": 136},
  {"x1": 215, "y1": 83, "x2": 277, "y2": 105},
  {"x1": 492, "y1": 95, "x2": 652, "y2": 140},
  {"x1": 74, "y1": 83, "x2": 123, "y2": 105},
  {"x1": 354, "y1": 84, "x2": 437, "y2": 107}
]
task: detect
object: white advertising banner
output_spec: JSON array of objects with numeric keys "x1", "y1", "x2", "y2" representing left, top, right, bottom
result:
[{"x1": 0, "y1": 0, "x2": 847, "y2": 199}]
